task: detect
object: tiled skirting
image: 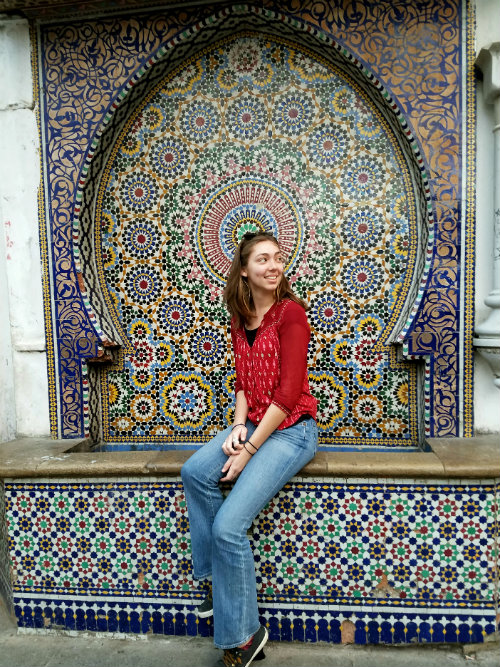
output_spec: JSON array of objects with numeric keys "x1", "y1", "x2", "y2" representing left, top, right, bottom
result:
[
  {"x1": 0, "y1": 481, "x2": 13, "y2": 615},
  {"x1": 13, "y1": 598, "x2": 495, "y2": 645}
]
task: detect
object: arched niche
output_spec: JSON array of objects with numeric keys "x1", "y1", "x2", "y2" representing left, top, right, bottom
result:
[{"x1": 73, "y1": 5, "x2": 433, "y2": 450}]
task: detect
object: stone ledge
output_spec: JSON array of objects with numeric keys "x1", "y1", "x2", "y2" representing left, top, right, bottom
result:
[{"x1": 0, "y1": 435, "x2": 498, "y2": 480}]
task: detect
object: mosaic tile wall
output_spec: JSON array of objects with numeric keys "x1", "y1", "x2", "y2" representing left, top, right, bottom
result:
[
  {"x1": 5, "y1": 478, "x2": 498, "y2": 643},
  {"x1": 36, "y1": 0, "x2": 475, "y2": 443}
]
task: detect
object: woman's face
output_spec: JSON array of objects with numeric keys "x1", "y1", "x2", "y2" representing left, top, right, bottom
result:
[{"x1": 241, "y1": 239, "x2": 285, "y2": 296}]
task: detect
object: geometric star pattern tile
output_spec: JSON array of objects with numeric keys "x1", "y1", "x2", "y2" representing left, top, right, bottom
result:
[
  {"x1": 97, "y1": 35, "x2": 419, "y2": 448},
  {"x1": 5, "y1": 479, "x2": 497, "y2": 643}
]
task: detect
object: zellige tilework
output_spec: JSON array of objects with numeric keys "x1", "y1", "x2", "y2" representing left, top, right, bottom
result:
[
  {"x1": 97, "y1": 34, "x2": 420, "y2": 448},
  {"x1": 6, "y1": 478, "x2": 497, "y2": 642},
  {"x1": 36, "y1": 0, "x2": 473, "y2": 441}
]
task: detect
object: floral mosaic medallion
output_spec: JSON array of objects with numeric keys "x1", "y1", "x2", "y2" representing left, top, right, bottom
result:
[{"x1": 98, "y1": 34, "x2": 419, "y2": 447}]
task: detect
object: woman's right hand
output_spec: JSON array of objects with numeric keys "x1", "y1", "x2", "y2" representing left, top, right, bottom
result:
[{"x1": 222, "y1": 424, "x2": 248, "y2": 456}]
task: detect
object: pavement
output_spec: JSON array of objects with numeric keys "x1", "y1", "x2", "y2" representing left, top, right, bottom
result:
[{"x1": 0, "y1": 599, "x2": 499, "y2": 667}]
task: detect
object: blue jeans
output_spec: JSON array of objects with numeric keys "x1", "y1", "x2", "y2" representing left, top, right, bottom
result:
[{"x1": 181, "y1": 418, "x2": 317, "y2": 649}]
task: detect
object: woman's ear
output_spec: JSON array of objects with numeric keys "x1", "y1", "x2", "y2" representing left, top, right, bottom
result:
[{"x1": 240, "y1": 268, "x2": 247, "y2": 278}]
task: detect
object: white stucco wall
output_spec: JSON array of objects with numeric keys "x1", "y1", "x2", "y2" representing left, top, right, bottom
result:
[
  {"x1": 0, "y1": 15, "x2": 49, "y2": 441},
  {"x1": 0, "y1": 194, "x2": 16, "y2": 443},
  {"x1": 0, "y1": 5, "x2": 498, "y2": 442},
  {"x1": 473, "y1": 0, "x2": 500, "y2": 432}
]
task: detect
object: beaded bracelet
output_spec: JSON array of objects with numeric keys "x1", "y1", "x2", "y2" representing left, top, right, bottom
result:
[{"x1": 231, "y1": 423, "x2": 245, "y2": 431}]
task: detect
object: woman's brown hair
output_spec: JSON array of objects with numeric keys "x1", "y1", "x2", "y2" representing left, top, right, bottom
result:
[{"x1": 223, "y1": 232, "x2": 307, "y2": 328}]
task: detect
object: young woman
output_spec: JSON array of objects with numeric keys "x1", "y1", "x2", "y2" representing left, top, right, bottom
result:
[{"x1": 181, "y1": 232, "x2": 318, "y2": 667}]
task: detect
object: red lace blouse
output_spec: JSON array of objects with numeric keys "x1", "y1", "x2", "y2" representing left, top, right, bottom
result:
[{"x1": 231, "y1": 299, "x2": 317, "y2": 429}]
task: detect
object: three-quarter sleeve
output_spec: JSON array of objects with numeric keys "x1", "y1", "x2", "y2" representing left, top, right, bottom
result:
[
  {"x1": 271, "y1": 303, "x2": 310, "y2": 414},
  {"x1": 231, "y1": 326, "x2": 244, "y2": 395}
]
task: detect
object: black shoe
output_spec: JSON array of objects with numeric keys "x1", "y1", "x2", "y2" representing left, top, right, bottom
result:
[
  {"x1": 197, "y1": 592, "x2": 213, "y2": 618},
  {"x1": 215, "y1": 625, "x2": 268, "y2": 666}
]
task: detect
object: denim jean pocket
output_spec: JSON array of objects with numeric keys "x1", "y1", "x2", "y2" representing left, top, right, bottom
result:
[
  {"x1": 296, "y1": 418, "x2": 317, "y2": 455},
  {"x1": 308, "y1": 419, "x2": 319, "y2": 454}
]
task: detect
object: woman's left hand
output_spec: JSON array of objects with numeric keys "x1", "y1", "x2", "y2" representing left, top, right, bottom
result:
[
  {"x1": 222, "y1": 424, "x2": 247, "y2": 456},
  {"x1": 220, "y1": 448, "x2": 252, "y2": 482}
]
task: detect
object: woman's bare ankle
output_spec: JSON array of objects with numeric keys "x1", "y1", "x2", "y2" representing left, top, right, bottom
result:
[{"x1": 238, "y1": 634, "x2": 253, "y2": 650}]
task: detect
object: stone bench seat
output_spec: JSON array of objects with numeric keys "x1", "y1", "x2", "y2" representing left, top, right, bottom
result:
[
  {"x1": 0, "y1": 435, "x2": 498, "y2": 480},
  {"x1": 1, "y1": 436, "x2": 498, "y2": 645}
]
